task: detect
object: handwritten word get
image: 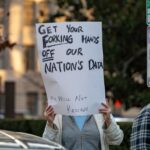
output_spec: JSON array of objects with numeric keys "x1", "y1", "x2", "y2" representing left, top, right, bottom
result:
[{"x1": 38, "y1": 25, "x2": 57, "y2": 34}]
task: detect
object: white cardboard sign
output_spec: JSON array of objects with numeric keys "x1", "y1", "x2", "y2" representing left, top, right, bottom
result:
[{"x1": 36, "y1": 22, "x2": 105, "y2": 115}]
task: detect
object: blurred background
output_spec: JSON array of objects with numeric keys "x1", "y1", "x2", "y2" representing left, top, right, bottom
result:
[{"x1": 0, "y1": 0, "x2": 147, "y2": 119}]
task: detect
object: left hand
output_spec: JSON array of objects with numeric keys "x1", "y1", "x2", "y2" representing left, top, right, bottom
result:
[{"x1": 99, "y1": 100, "x2": 112, "y2": 128}]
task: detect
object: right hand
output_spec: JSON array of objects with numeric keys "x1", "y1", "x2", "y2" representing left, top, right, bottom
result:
[{"x1": 44, "y1": 102, "x2": 56, "y2": 127}]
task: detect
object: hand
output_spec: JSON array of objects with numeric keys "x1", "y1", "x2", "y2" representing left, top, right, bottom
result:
[
  {"x1": 99, "y1": 100, "x2": 111, "y2": 128},
  {"x1": 44, "y1": 102, "x2": 56, "y2": 127}
]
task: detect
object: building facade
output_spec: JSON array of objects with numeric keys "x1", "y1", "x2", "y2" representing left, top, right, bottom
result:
[{"x1": 0, "y1": 0, "x2": 58, "y2": 118}]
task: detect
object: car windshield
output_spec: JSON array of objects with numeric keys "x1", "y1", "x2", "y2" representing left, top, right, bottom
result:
[
  {"x1": 0, "y1": 130, "x2": 65, "y2": 150},
  {"x1": 0, "y1": 131, "x2": 23, "y2": 149}
]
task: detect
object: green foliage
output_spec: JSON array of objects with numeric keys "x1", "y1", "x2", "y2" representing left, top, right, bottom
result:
[
  {"x1": 110, "y1": 122, "x2": 133, "y2": 150},
  {"x1": 0, "y1": 119, "x2": 132, "y2": 149},
  {"x1": 94, "y1": 0, "x2": 147, "y2": 108},
  {"x1": 0, "y1": 119, "x2": 46, "y2": 136}
]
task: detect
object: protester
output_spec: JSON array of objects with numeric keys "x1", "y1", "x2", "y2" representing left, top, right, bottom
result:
[
  {"x1": 130, "y1": 103, "x2": 150, "y2": 150},
  {"x1": 42, "y1": 101, "x2": 124, "y2": 150}
]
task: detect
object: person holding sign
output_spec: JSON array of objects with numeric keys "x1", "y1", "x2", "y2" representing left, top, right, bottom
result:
[
  {"x1": 36, "y1": 22, "x2": 123, "y2": 150},
  {"x1": 42, "y1": 101, "x2": 124, "y2": 150}
]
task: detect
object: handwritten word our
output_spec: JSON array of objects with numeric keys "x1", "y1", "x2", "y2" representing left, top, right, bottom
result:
[{"x1": 66, "y1": 48, "x2": 83, "y2": 56}]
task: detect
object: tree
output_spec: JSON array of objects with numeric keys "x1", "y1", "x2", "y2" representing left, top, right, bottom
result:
[{"x1": 29, "y1": 0, "x2": 150, "y2": 109}]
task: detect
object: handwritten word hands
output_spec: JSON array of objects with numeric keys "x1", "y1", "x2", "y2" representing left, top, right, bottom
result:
[
  {"x1": 44, "y1": 102, "x2": 56, "y2": 128},
  {"x1": 99, "y1": 101, "x2": 112, "y2": 128}
]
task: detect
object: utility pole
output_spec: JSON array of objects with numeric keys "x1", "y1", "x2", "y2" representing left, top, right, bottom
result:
[{"x1": 147, "y1": 0, "x2": 150, "y2": 87}]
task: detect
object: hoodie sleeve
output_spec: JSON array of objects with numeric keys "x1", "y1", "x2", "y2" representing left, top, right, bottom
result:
[
  {"x1": 103, "y1": 117, "x2": 124, "y2": 145},
  {"x1": 42, "y1": 115, "x2": 62, "y2": 144}
]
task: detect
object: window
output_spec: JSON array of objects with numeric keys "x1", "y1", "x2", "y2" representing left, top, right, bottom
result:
[
  {"x1": 42, "y1": 92, "x2": 47, "y2": 112},
  {"x1": 25, "y1": 46, "x2": 36, "y2": 71},
  {"x1": 23, "y1": 0, "x2": 36, "y2": 26},
  {"x1": 23, "y1": 1, "x2": 37, "y2": 68},
  {"x1": 26, "y1": 92, "x2": 38, "y2": 116},
  {"x1": 0, "y1": 92, "x2": 5, "y2": 118}
]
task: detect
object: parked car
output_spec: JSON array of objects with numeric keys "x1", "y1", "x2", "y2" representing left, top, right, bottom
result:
[
  {"x1": 0, "y1": 113, "x2": 4, "y2": 119},
  {"x1": 115, "y1": 117, "x2": 134, "y2": 122},
  {"x1": 0, "y1": 130, "x2": 65, "y2": 150}
]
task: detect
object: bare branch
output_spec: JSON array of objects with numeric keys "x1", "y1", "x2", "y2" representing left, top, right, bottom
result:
[{"x1": 122, "y1": 48, "x2": 146, "y2": 77}]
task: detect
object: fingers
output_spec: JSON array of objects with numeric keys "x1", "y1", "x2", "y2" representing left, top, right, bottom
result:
[
  {"x1": 46, "y1": 105, "x2": 53, "y2": 113},
  {"x1": 44, "y1": 101, "x2": 56, "y2": 126},
  {"x1": 99, "y1": 106, "x2": 111, "y2": 112},
  {"x1": 98, "y1": 100, "x2": 112, "y2": 128},
  {"x1": 45, "y1": 105, "x2": 55, "y2": 116},
  {"x1": 99, "y1": 102, "x2": 111, "y2": 114},
  {"x1": 101, "y1": 102, "x2": 109, "y2": 109},
  {"x1": 99, "y1": 108, "x2": 109, "y2": 113},
  {"x1": 44, "y1": 104, "x2": 55, "y2": 116},
  {"x1": 47, "y1": 108, "x2": 55, "y2": 116}
]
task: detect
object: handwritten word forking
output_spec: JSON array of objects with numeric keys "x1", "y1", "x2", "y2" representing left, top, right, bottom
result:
[{"x1": 42, "y1": 34, "x2": 73, "y2": 48}]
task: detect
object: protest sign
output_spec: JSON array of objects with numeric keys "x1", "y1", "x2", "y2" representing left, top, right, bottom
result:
[{"x1": 35, "y1": 22, "x2": 105, "y2": 115}]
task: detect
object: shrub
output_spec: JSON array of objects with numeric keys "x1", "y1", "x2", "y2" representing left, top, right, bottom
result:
[
  {"x1": 0, "y1": 119, "x2": 132, "y2": 149},
  {"x1": 110, "y1": 122, "x2": 133, "y2": 150},
  {"x1": 0, "y1": 119, "x2": 46, "y2": 136}
]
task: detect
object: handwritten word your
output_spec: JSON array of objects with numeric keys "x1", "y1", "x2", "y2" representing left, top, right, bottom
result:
[{"x1": 66, "y1": 24, "x2": 83, "y2": 33}]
